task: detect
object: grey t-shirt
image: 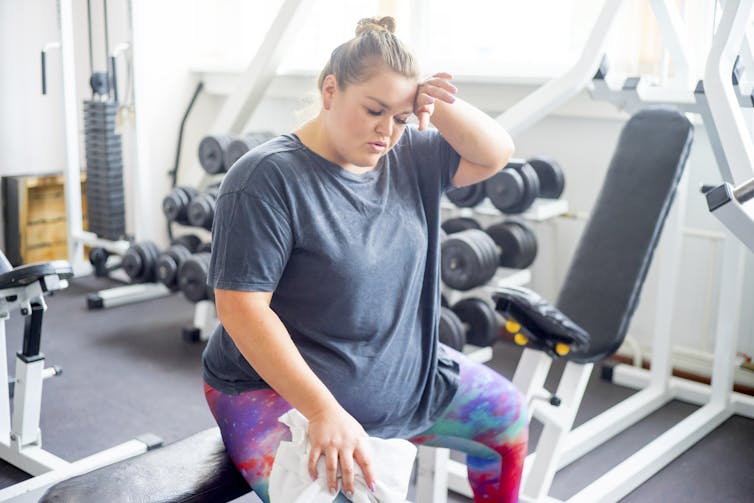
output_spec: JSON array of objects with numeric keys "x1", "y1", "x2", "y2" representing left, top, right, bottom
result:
[{"x1": 202, "y1": 126, "x2": 461, "y2": 438}]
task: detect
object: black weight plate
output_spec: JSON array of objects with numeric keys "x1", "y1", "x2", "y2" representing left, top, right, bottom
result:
[
  {"x1": 198, "y1": 135, "x2": 233, "y2": 174},
  {"x1": 528, "y1": 157, "x2": 565, "y2": 199},
  {"x1": 178, "y1": 252, "x2": 212, "y2": 302},
  {"x1": 157, "y1": 245, "x2": 192, "y2": 291},
  {"x1": 441, "y1": 217, "x2": 482, "y2": 234},
  {"x1": 475, "y1": 228, "x2": 500, "y2": 281},
  {"x1": 171, "y1": 235, "x2": 202, "y2": 253},
  {"x1": 163, "y1": 186, "x2": 198, "y2": 224},
  {"x1": 447, "y1": 183, "x2": 486, "y2": 208},
  {"x1": 441, "y1": 235, "x2": 479, "y2": 291},
  {"x1": 504, "y1": 218, "x2": 538, "y2": 268},
  {"x1": 504, "y1": 163, "x2": 540, "y2": 214},
  {"x1": 452, "y1": 297, "x2": 499, "y2": 347},
  {"x1": 485, "y1": 221, "x2": 527, "y2": 269},
  {"x1": 187, "y1": 193, "x2": 217, "y2": 230},
  {"x1": 439, "y1": 306, "x2": 466, "y2": 351},
  {"x1": 485, "y1": 168, "x2": 525, "y2": 212}
]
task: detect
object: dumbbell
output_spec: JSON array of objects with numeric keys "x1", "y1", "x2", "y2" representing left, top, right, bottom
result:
[
  {"x1": 451, "y1": 297, "x2": 500, "y2": 347},
  {"x1": 163, "y1": 186, "x2": 199, "y2": 225},
  {"x1": 441, "y1": 217, "x2": 482, "y2": 234},
  {"x1": 441, "y1": 229, "x2": 499, "y2": 291},
  {"x1": 439, "y1": 306, "x2": 466, "y2": 351},
  {"x1": 88, "y1": 247, "x2": 119, "y2": 277},
  {"x1": 122, "y1": 240, "x2": 161, "y2": 283},
  {"x1": 156, "y1": 235, "x2": 201, "y2": 291},
  {"x1": 446, "y1": 182, "x2": 486, "y2": 208},
  {"x1": 485, "y1": 158, "x2": 565, "y2": 214},
  {"x1": 484, "y1": 218, "x2": 538, "y2": 269},
  {"x1": 198, "y1": 134, "x2": 234, "y2": 175},
  {"x1": 225, "y1": 132, "x2": 276, "y2": 169},
  {"x1": 178, "y1": 252, "x2": 212, "y2": 302},
  {"x1": 187, "y1": 185, "x2": 220, "y2": 230}
]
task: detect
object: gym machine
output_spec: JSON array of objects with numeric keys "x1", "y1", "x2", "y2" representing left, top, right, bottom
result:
[
  {"x1": 417, "y1": 1, "x2": 754, "y2": 502},
  {"x1": 0, "y1": 251, "x2": 158, "y2": 502}
]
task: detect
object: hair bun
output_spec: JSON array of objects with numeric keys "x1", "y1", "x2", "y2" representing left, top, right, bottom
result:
[{"x1": 355, "y1": 16, "x2": 396, "y2": 36}]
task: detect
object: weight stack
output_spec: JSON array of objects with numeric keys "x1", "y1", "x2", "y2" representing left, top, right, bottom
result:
[{"x1": 83, "y1": 100, "x2": 126, "y2": 240}]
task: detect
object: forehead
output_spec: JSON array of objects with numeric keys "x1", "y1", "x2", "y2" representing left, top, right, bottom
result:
[{"x1": 348, "y1": 70, "x2": 417, "y2": 110}]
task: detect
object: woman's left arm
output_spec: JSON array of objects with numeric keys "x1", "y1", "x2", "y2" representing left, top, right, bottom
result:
[{"x1": 415, "y1": 73, "x2": 515, "y2": 188}]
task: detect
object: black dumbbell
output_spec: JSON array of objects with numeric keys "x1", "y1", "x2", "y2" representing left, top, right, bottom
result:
[
  {"x1": 122, "y1": 240, "x2": 160, "y2": 283},
  {"x1": 156, "y1": 244, "x2": 193, "y2": 291},
  {"x1": 447, "y1": 182, "x2": 486, "y2": 208},
  {"x1": 439, "y1": 306, "x2": 466, "y2": 351},
  {"x1": 170, "y1": 234, "x2": 202, "y2": 253},
  {"x1": 163, "y1": 186, "x2": 199, "y2": 225},
  {"x1": 188, "y1": 186, "x2": 220, "y2": 230},
  {"x1": 198, "y1": 134, "x2": 234, "y2": 174},
  {"x1": 225, "y1": 132, "x2": 276, "y2": 169},
  {"x1": 178, "y1": 252, "x2": 212, "y2": 302},
  {"x1": 88, "y1": 247, "x2": 119, "y2": 277},
  {"x1": 484, "y1": 219, "x2": 538, "y2": 269},
  {"x1": 451, "y1": 297, "x2": 500, "y2": 347},
  {"x1": 527, "y1": 157, "x2": 565, "y2": 199},
  {"x1": 485, "y1": 158, "x2": 565, "y2": 214},
  {"x1": 441, "y1": 217, "x2": 482, "y2": 234},
  {"x1": 441, "y1": 229, "x2": 499, "y2": 291}
]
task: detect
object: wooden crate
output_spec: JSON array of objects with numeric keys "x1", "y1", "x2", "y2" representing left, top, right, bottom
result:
[{"x1": 2, "y1": 173, "x2": 87, "y2": 266}]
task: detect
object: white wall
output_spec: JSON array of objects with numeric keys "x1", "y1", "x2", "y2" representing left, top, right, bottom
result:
[{"x1": 1, "y1": 2, "x2": 751, "y2": 360}]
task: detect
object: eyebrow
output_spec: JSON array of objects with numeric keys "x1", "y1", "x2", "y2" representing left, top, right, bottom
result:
[{"x1": 366, "y1": 96, "x2": 412, "y2": 115}]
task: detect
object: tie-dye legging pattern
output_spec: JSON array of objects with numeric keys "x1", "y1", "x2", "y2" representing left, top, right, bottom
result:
[{"x1": 204, "y1": 346, "x2": 528, "y2": 503}]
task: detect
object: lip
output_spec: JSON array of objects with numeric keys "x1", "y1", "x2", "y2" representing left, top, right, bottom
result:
[{"x1": 368, "y1": 141, "x2": 387, "y2": 153}]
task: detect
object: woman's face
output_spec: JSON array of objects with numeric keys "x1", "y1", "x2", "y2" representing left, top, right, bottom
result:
[{"x1": 322, "y1": 68, "x2": 417, "y2": 171}]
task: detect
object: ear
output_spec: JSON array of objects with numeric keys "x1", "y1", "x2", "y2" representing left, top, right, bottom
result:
[{"x1": 322, "y1": 74, "x2": 337, "y2": 111}]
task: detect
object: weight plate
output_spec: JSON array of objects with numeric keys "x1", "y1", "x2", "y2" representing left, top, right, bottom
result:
[
  {"x1": 527, "y1": 157, "x2": 565, "y2": 199},
  {"x1": 485, "y1": 221, "x2": 527, "y2": 269},
  {"x1": 439, "y1": 306, "x2": 466, "y2": 351},
  {"x1": 485, "y1": 168, "x2": 525, "y2": 212},
  {"x1": 163, "y1": 186, "x2": 198, "y2": 224},
  {"x1": 198, "y1": 134, "x2": 233, "y2": 174},
  {"x1": 178, "y1": 252, "x2": 212, "y2": 302},
  {"x1": 503, "y1": 218, "x2": 538, "y2": 268},
  {"x1": 447, "y1": 183, "x2": 486, "y2": 208},
  {"x1": 171, "y1": 235, "x2": 202, "y2": 253},
  {"x1": 441, "y1": 217, "x2": 482, "y2": 234},
  {"x1": 187, "y1": 192, "x2": 217, "y2": 230},
  {"x1": 504, "y1": 163, "x2": 540, "y2": 214},
  {"x1": 452, "y1": 297, "x2": 499, "y2": 347}
]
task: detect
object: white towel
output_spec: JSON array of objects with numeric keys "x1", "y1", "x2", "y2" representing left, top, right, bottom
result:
[{"x1": 268, "y1": 409, "x2": 417, "y2": 503}]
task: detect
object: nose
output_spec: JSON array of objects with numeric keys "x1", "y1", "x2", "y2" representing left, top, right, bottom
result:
[{"x1": 376, "y1": 114, "x2": 393, "y2": 137}]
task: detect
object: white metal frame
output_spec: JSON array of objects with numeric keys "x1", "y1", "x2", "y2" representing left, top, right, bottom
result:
[
  {"x1": 416, "y1": 1, "x2": 754, "y2": 502},
  {"x1": 0, "y1": 271, "x2": 150, "y2": 502}
]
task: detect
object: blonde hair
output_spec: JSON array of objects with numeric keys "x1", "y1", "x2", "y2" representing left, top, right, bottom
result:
[{"x1": 317, "y1": 16, "x2": 419, "y2": 91}]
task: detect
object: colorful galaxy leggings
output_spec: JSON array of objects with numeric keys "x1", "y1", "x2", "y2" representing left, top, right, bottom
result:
[{"x1": 204, "y1": 346, "x2": 528, "y2": 502}]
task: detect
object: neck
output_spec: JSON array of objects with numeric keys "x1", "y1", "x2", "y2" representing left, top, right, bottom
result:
[{"x1": 295, "y1": 115, "x2": 374, "y2": 174}]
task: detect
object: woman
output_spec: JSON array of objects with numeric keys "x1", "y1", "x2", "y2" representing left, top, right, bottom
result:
[{"x1": 202, "y1": 16, "x2": 527, "y2": 502}]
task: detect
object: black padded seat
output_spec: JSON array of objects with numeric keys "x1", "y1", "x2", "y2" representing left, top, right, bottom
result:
[
  {"x1": 557, "y1": 107, "x2": 693, "y2": 363},
  {"x1": 41, "y1": 427, "x2": 251, "y2": 503},
  {"x1": 494, "y1": 107, "x2": 694, "y2": 363}
]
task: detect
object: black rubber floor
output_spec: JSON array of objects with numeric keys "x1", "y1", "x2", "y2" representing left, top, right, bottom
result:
[{"x1": 0, "y1": 275, "x2": 752, "y2": 502}]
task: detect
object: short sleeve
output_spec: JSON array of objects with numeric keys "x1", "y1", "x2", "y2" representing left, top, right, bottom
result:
[
  {"x1": 402, "y1": 127, "x2": 461, "y2": 193},
  {"x1": 208, "y1": 190, "x2": 293, "y2": 292}
]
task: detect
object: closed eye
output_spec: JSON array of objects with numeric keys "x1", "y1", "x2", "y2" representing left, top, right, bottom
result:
[{"x1": 366, "y1": 108, "x2": 408, "y2": 125}]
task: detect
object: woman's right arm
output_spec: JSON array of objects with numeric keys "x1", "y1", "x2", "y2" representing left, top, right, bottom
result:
[{"x1": 214, "y1": 289, "x2": 377, "y2": 497}]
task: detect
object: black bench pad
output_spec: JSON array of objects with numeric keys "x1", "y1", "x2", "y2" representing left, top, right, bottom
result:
[{"x1": 41, "y1": 427, "x2": 251, "y2": 503}]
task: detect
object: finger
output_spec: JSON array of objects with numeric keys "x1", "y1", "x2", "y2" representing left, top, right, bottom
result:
[
  {"x1": 308, "y1": 446, "x2": 322, "y2": 481},
  {"x1": 354, "y1": 447, "x2": 377, "y2": 493},
  {"x1": 415, "y1": 92, "x2": 435, "y2": 108},
  {"x1": 325, "y1": 447, "x2": 339, "y2": 495},
  {"x1": 432, "y1": 71, "x2": 453, "y2": 80},
  {"x1": 424, "y1": 78, "x2": 457, "y2": 95},
  {"x1": 339, "y1": 449, "x2": 356, "y2": 498},
  {"x1": 418, "y1": 111, "x2": 429, "y2": 131},
  {"x1": 421, "y1": 84, "x2": 456, "y2": 104}
]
